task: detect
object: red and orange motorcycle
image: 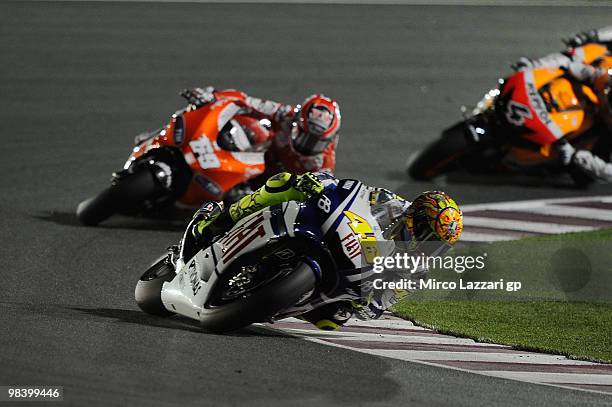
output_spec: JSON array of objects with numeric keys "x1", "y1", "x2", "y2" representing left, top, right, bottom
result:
[
  {"x1": 76, "y1": 98, "x2": 270, "y2": 226},
  {"x1": 408, "y1": 44, "x2": 612, "y2": 186}
]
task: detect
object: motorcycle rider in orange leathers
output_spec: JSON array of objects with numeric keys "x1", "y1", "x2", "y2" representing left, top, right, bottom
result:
[{"x1": 514, "y1": 26, "x2": 612, "y2": 182}]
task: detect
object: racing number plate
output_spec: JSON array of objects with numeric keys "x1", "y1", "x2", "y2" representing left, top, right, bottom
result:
[{"x1": 189, "y1": 137, "x2": 221, "y2": 169}]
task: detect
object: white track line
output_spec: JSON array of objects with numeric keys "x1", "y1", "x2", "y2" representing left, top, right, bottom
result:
[
  {"x1": 464, "y1": 216, "x2": 596, "y2": 234},
  {"x1": 263, "y1": 315, "x2": 612, "y2": 396},
  {"x1": 359, "y1": 349, "x2": 598, "y2": 364},
  {"x1": 460, "y1": 195, "x2": 612, "y2": 241},
  {"x1": 509, "y1": 205, "x2": 612, "y2": 223},
  {"x1": 460, "y1": 232, "x2": 516, "y2": 242},
  {"x1": 461, "y1": 195, "x2": 612, "y2": 212},
  {"x1": 345, "y1": 318, "x2": 428, "y2": 329},
  {"x1": 485, "y1": 371, "x2": 612, "y2": 386},
  {"x1": 276, "y1": 327, "x2": 505, "y2": 345}
]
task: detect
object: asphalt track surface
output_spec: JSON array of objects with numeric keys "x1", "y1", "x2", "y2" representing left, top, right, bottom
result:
[{"x1": 1, "y1": 2, "x2": 612, "y2": 406}]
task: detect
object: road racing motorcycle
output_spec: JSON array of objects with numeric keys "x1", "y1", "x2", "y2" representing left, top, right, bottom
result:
[
  {"x1": 76, "y1": 98, "x2": 269, "y2": 226},
  {"x1": 134, "y1": 178, "x2": 390, "y2": 332},
  {"x1": 408, "y1": 45, "x2": 612, "y2": 186}
]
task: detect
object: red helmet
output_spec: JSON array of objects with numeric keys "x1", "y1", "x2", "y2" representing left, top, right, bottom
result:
[{"x1": 292, "y1": 94, "x2": 341, "y2": 155}]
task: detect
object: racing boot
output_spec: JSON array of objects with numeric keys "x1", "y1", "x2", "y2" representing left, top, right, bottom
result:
[{"x1": 300, "y1": 302, "x2": 354, "y2": 331}]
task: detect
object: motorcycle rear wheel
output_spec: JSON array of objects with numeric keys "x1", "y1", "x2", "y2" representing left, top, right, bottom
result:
[
  {"x1": 408, "y1": 123, "x2": 470, "y2": 180},
  {"x1": 76, "y1": 166, "x2": 161, "y2": 226},
  {"x1": 199, "y1": 261, "x2": 317, "y2": 333}
]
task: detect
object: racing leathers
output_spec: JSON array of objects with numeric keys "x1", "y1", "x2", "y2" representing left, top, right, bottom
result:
[
  {"x1": 183, "y1": 171, "x2": 420, "y2": 330},
  {"x1": 181, "y1": 87, "x2": 338, "y2": 179},
  {"x1": 514, "y1": 26, "x2": 612, "y2": 182}
]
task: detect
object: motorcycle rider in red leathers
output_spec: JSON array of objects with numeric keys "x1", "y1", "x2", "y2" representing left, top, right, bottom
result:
[
  {"x1": 514, "y1": 26, "x2": 612, "y2": 182},
  {"x1": 180, "y1": 87, "x2": 341, "y2": 183}
]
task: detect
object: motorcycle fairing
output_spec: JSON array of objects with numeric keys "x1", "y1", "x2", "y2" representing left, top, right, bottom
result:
[
  {"x1": 499, "y1": 68, "x2": 566, "y2": 145},
  {"x1": 124, "y1": 99, "x2": 267, "y2": 206},
  {"x1": 159, "y1": 179, "x2": 391, "y2": 323},
  {"x1": 573, "y1": 43, "x2": 609, "y2": 65},
  {"x1": 161, "y1": 203, "x2": 300, "y2": 320}
]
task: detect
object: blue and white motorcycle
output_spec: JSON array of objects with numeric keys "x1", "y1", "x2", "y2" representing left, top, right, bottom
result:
[{"x1": 134, "y1": 178, "x2": 392, "y2": 332}]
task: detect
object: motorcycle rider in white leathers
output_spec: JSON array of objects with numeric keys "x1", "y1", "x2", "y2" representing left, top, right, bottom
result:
[{"x1": 182, "y1": 171, "x2": 463, "y2": 330}]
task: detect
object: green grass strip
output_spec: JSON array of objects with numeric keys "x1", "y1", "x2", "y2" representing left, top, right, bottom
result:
[
  {"x1": 392, "y1": 228, "x2": 612, "y2": 363},
  {"x1": 393, "y1": 300, "x2": 612, "y2": 363}
]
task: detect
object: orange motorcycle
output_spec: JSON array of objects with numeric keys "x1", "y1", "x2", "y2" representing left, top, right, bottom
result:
[
  {"x1": 408, "y1": 44, "x2": 612, "y2": 186},
  {"x1": 77, "y1": 98, "x2": 270, "y2": 226}
]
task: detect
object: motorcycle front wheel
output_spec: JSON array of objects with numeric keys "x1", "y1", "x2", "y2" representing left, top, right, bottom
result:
[
  {"x1": 134, "y1": 254, "x2": 177, "y2": 317},
  {"x1": 76, "y1": 166, "x2": 162, "y2": 226},
  {"x1": 407, "y1": 122, "x2": 470, "y2": 180},
  {"x1": 199, "y1": 261, "x2": 317, "y2": 333}
]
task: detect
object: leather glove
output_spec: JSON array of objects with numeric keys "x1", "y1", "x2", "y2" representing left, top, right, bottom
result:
[
  {"x1": 180, "y1": 201, "x2": 225, "y2": 261},
  {"x1": 190, "y1": 201, "x2": 225, "y2": 239},
  {"x1": 180, "y1": 86, "x2": 216, "y2": 108},
  {"x1": 295, "y1": 173, "x2": 324, "y2": 196},
  {"x1": 563, "y1": 29, "x2": 599, "y2": 48}
]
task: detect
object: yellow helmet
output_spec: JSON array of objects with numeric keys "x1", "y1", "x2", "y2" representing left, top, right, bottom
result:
[{"x1": 404, "y1": 191, "x2": 463, "y2": 249}]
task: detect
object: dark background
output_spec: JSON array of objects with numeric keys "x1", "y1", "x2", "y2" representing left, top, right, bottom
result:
[{"x1": 1, "y1": 2, "x2": 611, "y2": 406}]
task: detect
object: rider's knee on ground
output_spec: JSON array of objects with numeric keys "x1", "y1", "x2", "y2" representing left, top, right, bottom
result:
[{"x1": 573, "y1": 149, "x2": 612, "y2": 182}]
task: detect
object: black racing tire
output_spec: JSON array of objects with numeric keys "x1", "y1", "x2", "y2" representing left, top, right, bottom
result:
[
  {"x1": 408, "y1": 123, "x2": 470, "y2": 180},
  {"x1": 135, "y1": 256, "x2": 177, "y2": 317},
  {"x1": 76, "y1": 167, "x2": 160, "y2": 226},
  {"x1": 199, "y1": 262, "x2": 317, "y2": 333}
]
